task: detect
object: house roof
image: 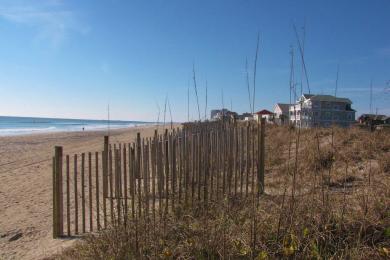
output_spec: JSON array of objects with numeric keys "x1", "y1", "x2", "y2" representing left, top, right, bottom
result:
[
  {"x1": 255, "y1": 109, "x2": 273, "y2": 115},
  {"x1": 302, "y1": 94, "x2": 315, "y2": 99},
  {"x1": 309, "y1": 95, "x2": 352, "y2": 104},
  {"x1": 275, "y1": 103, "x2": 290, "y2": 113}
]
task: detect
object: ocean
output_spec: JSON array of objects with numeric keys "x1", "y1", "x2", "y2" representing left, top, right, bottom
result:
[{"x1": 0, "y1": 116, "x2": 151, "y2": 136}]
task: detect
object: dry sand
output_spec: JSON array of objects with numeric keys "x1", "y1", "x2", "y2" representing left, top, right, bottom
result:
[{"x1": 0, "y1": 125, "x2": 172, "y2": 260}]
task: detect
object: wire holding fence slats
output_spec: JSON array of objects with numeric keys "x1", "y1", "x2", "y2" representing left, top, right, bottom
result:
[{"x1": 52, "y1": 119, "x2": 266, "y2": 238}]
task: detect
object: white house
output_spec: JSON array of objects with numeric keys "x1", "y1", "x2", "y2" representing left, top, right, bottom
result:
[
  {"x1": 289, "y1": 94, "x2": 356, "y2": 128},
  {"x1": 273, "y1": 103, "x2": 289, "y2": 125},
  {"x1": 253, "y1": 109, "x2": 274, "y2": 122}
]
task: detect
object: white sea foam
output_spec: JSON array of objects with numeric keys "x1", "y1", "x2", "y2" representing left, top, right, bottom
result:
[{"x1": 0, "y1": 117, "x2": 151, "y2": 136}]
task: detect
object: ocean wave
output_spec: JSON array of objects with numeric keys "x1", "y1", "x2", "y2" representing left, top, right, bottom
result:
[
  {"x1": 0, "y1": 123, "x2": 147, "y2": 136},
  {"x1": 0, "y1": 126, "x2": 57, "y2": 136}
]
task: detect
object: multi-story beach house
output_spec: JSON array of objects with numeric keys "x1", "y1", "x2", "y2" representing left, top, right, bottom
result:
[{"x1": 289, "y1": 94, "x2": 356, "y2": 128}]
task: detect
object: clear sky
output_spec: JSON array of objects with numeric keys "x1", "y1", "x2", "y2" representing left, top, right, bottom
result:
[{"x1": 0, "y1": 0, "x2": 389, "y2": 121}]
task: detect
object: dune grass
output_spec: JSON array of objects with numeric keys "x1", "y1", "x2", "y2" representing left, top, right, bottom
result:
[{"x1": 58, "y1": 125, "x2": 390, "y2": 259}]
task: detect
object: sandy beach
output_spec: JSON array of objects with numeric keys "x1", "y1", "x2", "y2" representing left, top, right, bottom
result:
[{"x1": 0, "y1": 125, "x2": 173, "y2": 260}]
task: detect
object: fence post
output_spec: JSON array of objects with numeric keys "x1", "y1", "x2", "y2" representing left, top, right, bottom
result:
[
  {"x1": 53, "y1": 146, "x2": 63, "y2": 238},
  {"x1": 258, "y1": 118, "x2": 265, "y2": 195}
]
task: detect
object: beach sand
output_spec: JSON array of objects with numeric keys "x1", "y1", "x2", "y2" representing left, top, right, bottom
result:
[{"x1": 0, "y1": 125, "x2": 173, "y2": 260}]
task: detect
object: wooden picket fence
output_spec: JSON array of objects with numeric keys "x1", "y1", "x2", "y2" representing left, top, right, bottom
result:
[{"x1": 52, "y1": 119, "x2": 266, "y2": 238}]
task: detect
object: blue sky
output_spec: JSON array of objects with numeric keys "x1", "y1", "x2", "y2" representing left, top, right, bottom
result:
[{"x1": 0, "y1": 0, "x2": 389, "y2": 121}]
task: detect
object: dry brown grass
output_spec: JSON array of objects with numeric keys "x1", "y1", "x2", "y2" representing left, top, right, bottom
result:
[{"x1": 57, "y1": 126, "x2": 390, "y2": 259}]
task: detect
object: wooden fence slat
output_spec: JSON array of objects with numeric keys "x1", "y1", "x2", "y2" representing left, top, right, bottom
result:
[
  {"x1": 130, "y1": 145, "x2": 135, "y2": 220},
  {"x1": 52, "y1": 155, "x2": 59, "y2": 238},
  {"x1": 81, "y1": 153, "x2": 86, "y2": 233},
  {"x1": 191, "y1": 134, "x2": 195, "y2": 205},
  {"x1": 88, "y1": 152, "x2": 93, "y2": 232},
  {"x1": 137, "y1": 133, "x2": 142, "y2": 219},
  {"x1": 253, "y1": 124, "x2": 256, "y2": 192},
  {"x1": 164, "y1": 136, "x2": 169, "y2": 214},
  {"x1": 197, "y1": 133, "x2": 201, "y2": 202},
  {"x1": 259, "y1": 118, "x2": 265, "y2": 195},
  {"x1": 151, "y1": 138, "x2": 156, "y2": 221},
  {"x1": 115, "y1": 149, "x2": 121, "y2": 225},
  {"x1": 66, "y1": 155, "x2": 70, "y2": 236},
  {"x1": 109, "y1": 149, "x2": 114, "y2": 223},
  {"x1": 246, "y1": 123, "x2": 250, "y2": 197},
  {"x1": 123, "y1": 145, "x2": 128, "y2": 226},
  {"x1": 96, "y1": 152, "x2": 100, "y2": 230},
  {"x1": 158, "y1": 138, "x2": 163, "y2": 216},
  {"x1": 171, "y1": 133, "x2": 176, "y2": 210},
  {"x1": 103, "y1": 136, "x2": 109, "y2": 229},
  {"x1": 74, "y1": 154, "x2": 78, "y2": 235}
]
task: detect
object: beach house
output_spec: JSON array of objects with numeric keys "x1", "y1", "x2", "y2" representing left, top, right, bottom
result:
[
  {"x1": 273, "y1": 103, "x2": 290, "y2": 125},
  {"x1": 254, "y1": 109, "x2": 274, "y2": 122},
  {"x1": 289, "y1": 94, "x2": 356, "y2": 128}
]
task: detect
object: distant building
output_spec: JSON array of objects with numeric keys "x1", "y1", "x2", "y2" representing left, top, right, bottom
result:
[
  {"x1": 358, "y1": 114, "x2": 390, "y2": 127},
  {"x1": 238, "y1": 112, "x2": 253, "y2": 121},
  {"x1": 273, "y1": 103, "x2": 290, "y2": 125},
  {"x1": 244, "y1": 115, "x2": 254, "y2": 121},
  {"x1": 254, "y1": 109, "x2": 274, "y2": 122},
  {"x1": 289, "y1": 94, "x2": 356, "y2": 128}
]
